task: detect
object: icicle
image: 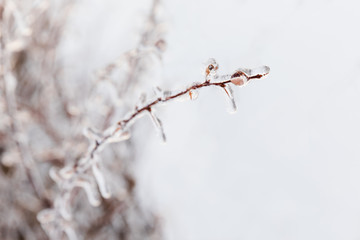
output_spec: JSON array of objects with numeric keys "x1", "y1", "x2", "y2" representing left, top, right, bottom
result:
[
  {"x1": 148, "y1": 109, "x2": 166, "y2": 142},
  {"x1": 73, "y1": 177, "x2": 101, "y2": 207},
  {"x1": 230, "y1": 71, "x2": 248, "y2": 86},
  {"x1": 92, "y1": 160, "x2": 111, "y2": 199},
  {"x1": 231, "y1": 65, "x2": 270, "y2": 86},
  {"x1": 222, "y1": 85, "x2": 237, "y2": 113},
  {"x1": 189, "y1": 89, "x2": 199, "y2": 100}
]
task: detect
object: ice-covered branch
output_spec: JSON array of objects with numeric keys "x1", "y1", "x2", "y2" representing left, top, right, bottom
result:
[{"x1": 38, "y1": 58, "x2": 270, "y2": 239}]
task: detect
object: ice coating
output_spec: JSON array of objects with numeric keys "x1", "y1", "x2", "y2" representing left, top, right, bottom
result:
[
  {"x1": 73, "y1": 177, "x2": 101, "y2": 207},
  {"x1": 148, "y1": 110, "x2": 166, "y2": 142},
  {"x1": 189, "y1": 89, "x2": 199, "y2": 100},
  {"x1": 222, "y1": 85, "x2": 237, "y2": 113},
  {"x1": 92, "y1": 161, "x2": 111, "y2": 199}
]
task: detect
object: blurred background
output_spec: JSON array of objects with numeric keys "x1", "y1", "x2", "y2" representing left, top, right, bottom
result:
[{"x1": 1, "y1": 0, "x2": 360, "y2": 239}]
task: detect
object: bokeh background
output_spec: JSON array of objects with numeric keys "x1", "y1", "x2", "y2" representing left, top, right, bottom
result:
[
  {"x1": 7, "y1": 0, "x2": 360, "y2": 239},
  {"x1": 137, "y1": 0, "x2": 360, "y2": 239}
]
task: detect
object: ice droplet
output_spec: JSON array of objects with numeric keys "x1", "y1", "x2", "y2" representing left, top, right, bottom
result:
[
  {"x1": 148, "y1": 110, "x2": 166, "y2": 142},
  {"x1": 222, "y1": 85, "x2": 237, "y2": 113},
  {"x1": 92, "y1": 161, "x2": 111, "y2": 199},
  {"x1": 189, "y1": 89, "x2": 199, "y2": 100}
]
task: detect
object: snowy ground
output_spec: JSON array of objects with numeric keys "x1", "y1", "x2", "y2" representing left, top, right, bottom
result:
[{"x1": 66, "y1": 0, "x2": 360, "y2": 239}]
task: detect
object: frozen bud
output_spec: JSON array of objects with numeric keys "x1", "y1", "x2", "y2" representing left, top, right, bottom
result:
[
  {"x1": 230, "y1": 71, "x2": 248, "y2": 86},
  {"x1": 231, "y1": 65, "x2": 270, "y2": 85},
  {"x1": 189, "y1": 89, "x2": 199, "y2": 100},
  {"x1": 204, "y1": 58, "x2": 219, "y2": 81}
]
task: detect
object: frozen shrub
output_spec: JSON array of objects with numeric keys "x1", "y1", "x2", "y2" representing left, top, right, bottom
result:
[{"x1": 0, "y1": 0, "x2": 269, "y2": 239}]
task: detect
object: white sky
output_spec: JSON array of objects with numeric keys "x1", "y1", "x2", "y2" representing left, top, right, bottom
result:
[{"x1": 65, "y1": 0, "x2": 360, "y2": 239}]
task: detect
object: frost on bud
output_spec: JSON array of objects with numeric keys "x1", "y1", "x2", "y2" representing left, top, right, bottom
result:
[
  {"x1": 92, "y1": 160, "x2": 111, "y2": 199},
  {"x1": 204, "y1": 58, "x2": 219, "y2": 81},
  {"x1": 148, "y1": 109, "x2": 166, "y2": 142},
  {"x1": 73, "y1": 176, "x2": 101, "y2": 207},
  {"x1": 222, "y1": 85, "x2": 237, "y2": 113},
  {"x1": 189, "y1": 89, "x2": 199, "y2": 100}
]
